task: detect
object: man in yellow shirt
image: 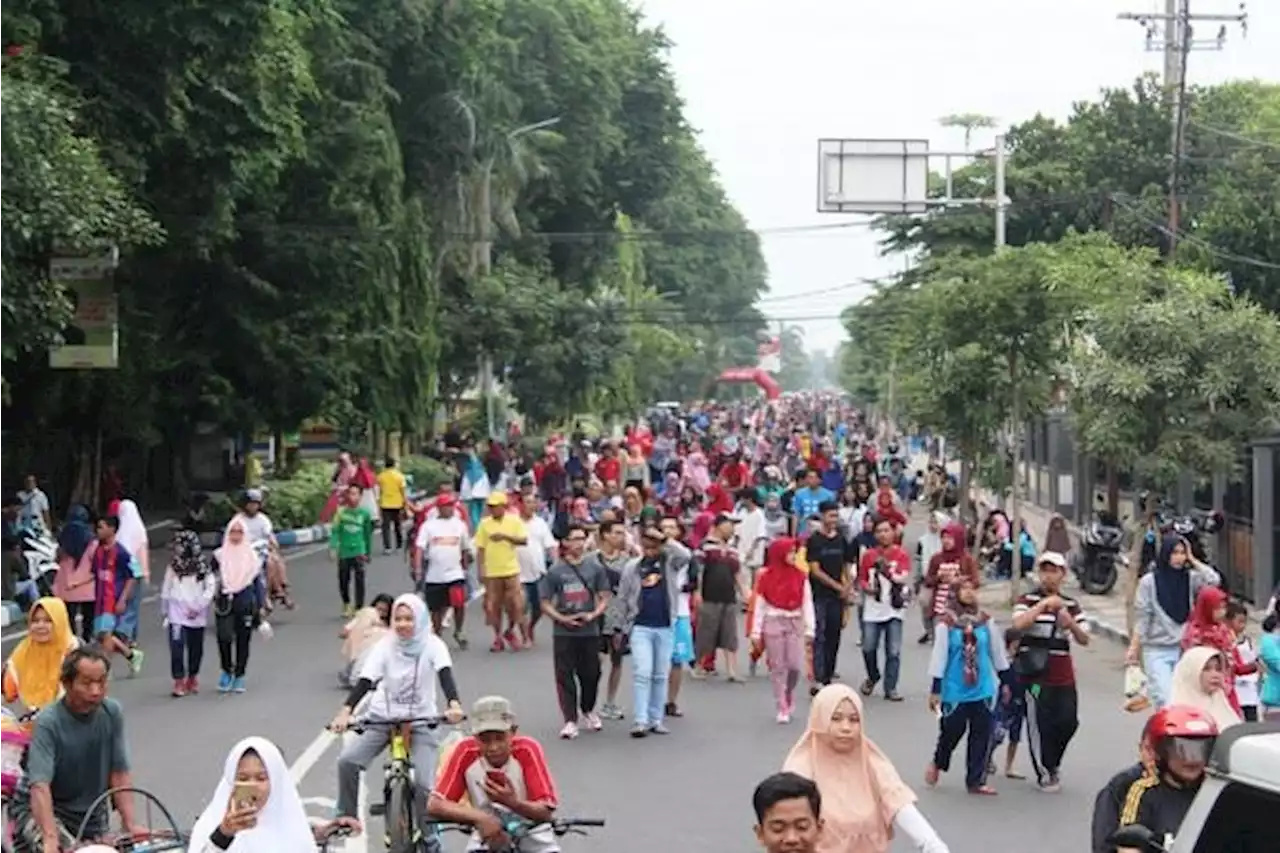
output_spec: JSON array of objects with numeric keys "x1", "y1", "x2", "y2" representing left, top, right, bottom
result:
[
  {"x1": 475, "y1": 492, "x2": 528, "y2": 652},
  {"x1": 376, "y1": 457, "x2": 408, "y2": 555}
]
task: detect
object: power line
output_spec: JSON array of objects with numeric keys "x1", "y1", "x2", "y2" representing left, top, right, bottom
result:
[{"x1": 1187, "y1": 120, "x2": 1280, "y2": 151}]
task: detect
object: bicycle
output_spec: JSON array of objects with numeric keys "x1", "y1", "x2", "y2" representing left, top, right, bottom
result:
[
  {"x1": 339, "y1": 715, "x2": 465, "y2": 853},
  {"x1": 429, "y1": 817, "x2": 605, "y2": 852},
  {"x1": 71, "y1": 787, "x2": 187, "y2": 852}
]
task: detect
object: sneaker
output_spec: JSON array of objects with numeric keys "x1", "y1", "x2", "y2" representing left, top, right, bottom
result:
[
  {"x1": 171, "y1": 680, "x2": 187, "y2": 698},
  {"x1": 186, "y1": 676, "x2": 200, "y2": 694},
  {"x1": 599, "y1": 703, "x2": 625, "y2": 720},
  {"x1": 1037, "y1": 777, "x2": 1062, "y2": 793},
  {"x1": 503, "y1": 629, "x2": 519, "y2": 651},
  {"x1": 453, "y1": 629, "x2": 468, "y2": 650},
  {"x1": 648, "y1": 723, "x2": 671, "y2": 735},
  {"x1": 128, "y1": 649, "x2": 145, "y2": 677},
  {"x1": 231, "y1": 676, "x2": 247, "y2": 694},
  {"x1": 559, "y1": 721, "x2": 579, "y2": 740},
  {"x1": 629, "y1": 724, "x2": 649, "y2": 738},
  {"x1": 342, "y1": 604, "x2": 355, "y2": 618},
  {"x1": 218, "y1": 672, "x2": 234, "y2": 693},
  {"x1": 583, "y1": 712, "x2": 603, "y2": 732},
  {"x1": 489, "y1": 636, "x2": 505, "y2": 653},
  {"x1": 688, "y1": 668, "x2": 707, "y2": 681},
  {"x1": 775, "y1": 710, "x2": 791, "y2": 724},
  {"x1": 382, "y1": 548, "x2": 392, "y2": 557}
]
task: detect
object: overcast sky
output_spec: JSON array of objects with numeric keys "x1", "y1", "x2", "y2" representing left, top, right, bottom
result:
[{"x1": 638, "y1": 0, "x2": 1280, "y2": 357}]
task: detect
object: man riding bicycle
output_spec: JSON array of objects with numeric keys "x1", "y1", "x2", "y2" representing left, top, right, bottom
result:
[
  {"x1": 429, "y1": 696, "x2": 559, "y2": 852},
  {"x1": 7, "y1": 647, "x2": 146, "y2": 853}
]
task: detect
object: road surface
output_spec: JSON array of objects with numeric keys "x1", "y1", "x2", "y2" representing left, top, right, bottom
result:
[{"x1": 4, "y1": 525, "x2": 1142, "y2": 852}]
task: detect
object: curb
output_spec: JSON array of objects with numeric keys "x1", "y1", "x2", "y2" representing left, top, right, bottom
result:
[{"x1": 1, "y1": 601, "x2": 20, "y2": 629}]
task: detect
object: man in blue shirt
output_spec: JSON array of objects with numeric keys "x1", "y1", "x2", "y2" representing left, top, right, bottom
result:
[{"x1": 791, "y1": 469, "x2": 835, "y2": 531}]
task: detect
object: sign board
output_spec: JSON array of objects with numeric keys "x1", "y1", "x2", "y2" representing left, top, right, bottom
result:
[
  {"x1": 756, "y1": 335, "x2": 782, "y2": 374},
  {"x1": 816, "y1": 138, "x2": 930, "y2": 215},
  {"x1": 48, "y1": 248, "x2": 120, "y2": 369}
]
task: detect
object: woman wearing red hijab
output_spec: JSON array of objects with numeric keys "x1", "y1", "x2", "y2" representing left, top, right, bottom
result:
[
  {"x1": 1182, "y1": 585, "x2": 1252, "y2": 714},
  {"x1": 748, "y1": 538, "x2": 815, "y2": 723}
]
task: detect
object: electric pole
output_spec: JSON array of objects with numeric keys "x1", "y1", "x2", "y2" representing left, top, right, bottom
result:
[{"x1": 1118, "y1": 2, "x2": 1248, "y2": 256}]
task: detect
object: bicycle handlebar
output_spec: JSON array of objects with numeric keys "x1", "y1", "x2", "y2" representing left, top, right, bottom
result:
[
  {"x1": 429, "y1": 817, "x2": 605, "y2": 837},
  {"x1": 332, "y1": 714, "x2": 467, "y2": 734}
]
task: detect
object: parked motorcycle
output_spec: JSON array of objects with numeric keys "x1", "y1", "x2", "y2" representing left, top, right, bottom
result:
[
  {"x1": 1074, "y1": 513, "x2": 1126, "y2": 595},
  {"x1": 20, "y1": 530, "x2": 59, "y2": 599}
]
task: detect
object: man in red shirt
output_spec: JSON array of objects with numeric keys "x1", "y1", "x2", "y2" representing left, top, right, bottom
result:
[
  {"x1": 593, "y1": 442, "x2": 621, "y2": 487},
  {"x1": 856, "y1": 515, "x2": 912, "y2": 701},
  {"x1": 718, "y1": 452, "x2": 751, "y2": 491}
]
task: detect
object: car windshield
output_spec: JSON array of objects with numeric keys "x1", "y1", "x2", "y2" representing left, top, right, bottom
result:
[{"x1": 1191, "y1": 781, "x2": 1280, "y2": 853}]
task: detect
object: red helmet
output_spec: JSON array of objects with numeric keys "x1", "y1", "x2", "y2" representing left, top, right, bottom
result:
[{"x1": 1144, "y1": 704, "x2": 1219, "y2": 744}]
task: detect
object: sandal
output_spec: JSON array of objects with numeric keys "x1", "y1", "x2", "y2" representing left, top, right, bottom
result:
[{"x1": 1005, "y1": 771, "x2": 1027, "y2": 780}]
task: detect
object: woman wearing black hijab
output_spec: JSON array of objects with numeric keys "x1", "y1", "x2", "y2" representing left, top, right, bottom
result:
[{"x1": 1128, "y1": 535, "x2": 1222, "y2": 708}]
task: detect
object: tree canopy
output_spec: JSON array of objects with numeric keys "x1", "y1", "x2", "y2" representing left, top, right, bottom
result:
[
  {"x1": 841, "y1": 76, "x2": 1280, "y2": 497},
  {"x1": 2, "y1": 0, "x2": 769, "y2": 500}
]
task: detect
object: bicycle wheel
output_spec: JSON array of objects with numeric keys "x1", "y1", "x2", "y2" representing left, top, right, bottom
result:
[{"x1": 386, "y1": 776, "x2": 415, "y2": 853}]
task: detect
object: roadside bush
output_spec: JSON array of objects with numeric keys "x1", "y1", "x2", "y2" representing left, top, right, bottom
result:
[
  {"x1": 265, "y1": 461, "x2": 333, "y2": 529},
  {"x1": 401, "y1": 455, "x2": 455, "y2": 495}
]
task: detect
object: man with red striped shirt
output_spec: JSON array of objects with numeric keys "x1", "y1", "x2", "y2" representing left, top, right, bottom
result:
[{"x1": 430, "y1": 695, "x2": 560, "y2": 852}]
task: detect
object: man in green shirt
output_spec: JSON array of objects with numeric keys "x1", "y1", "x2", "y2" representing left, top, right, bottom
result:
[{"x1": 329, "y1": 483, "x2": 374, "y2": 616}]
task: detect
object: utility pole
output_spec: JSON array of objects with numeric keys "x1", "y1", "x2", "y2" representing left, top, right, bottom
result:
[{"x1": 1118, "y1": 2, "x2": 1248, "y2": 256}]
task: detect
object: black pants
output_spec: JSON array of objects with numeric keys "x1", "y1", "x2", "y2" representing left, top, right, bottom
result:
[
  {"x1": 553, "y1": 634, "x2": 601, "y2": 723},
  {"x1": 216, "y1": 606, "x2": 255, "y2": 678},
  {"x1": 812, "y1": 596, "x2": 844, "y2": 685},
  {"x1": 65, "y1": 601, "x2": 95, "y2": 642},
  {"x1": 338, "y1": 557, "x2": 366, "y2": 607},
  {"x1": 1026, "y1": 683, "x2": 1079, "y2": 782},
  {"x1": 934, "y1": 700, "x2": 994, "y2": 789},
  {"x1": 168, "y1": 625, "x2": 205, "y2": 679},
  {"x1": 381, "y1": 508, "x2": 403, "y2": 550}
]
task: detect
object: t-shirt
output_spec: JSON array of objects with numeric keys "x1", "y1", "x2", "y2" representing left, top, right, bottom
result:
[
  {"x1": 433, "y1": 735, "x2": 559, "y2": 853},
  {"x1": 475, "y1": 515, "x2": 528, "y2": 580},
  {"x1": 416, "y1": 516, "x2": 471, "y2": 585},
  {"x1": 238, "y1": 512, "x2": 275, "y2": 546},
  {"x1": 330, "y1": 505, "x2": 374, "y2": 559},
  {"x1": 539, "y1": 559, "x2": 611, "y2": 637},
  {"x1": 377, "y1": 468, "x2": 408, "y2": 509},
  {"x1": 18, "y1": 488, "x2": 49, "y2": 529},
  {"x1": 356, "y1": 634, "x2": 453, "y2": 718},
  {"x1": 695, "y1": 539, "x2": 741, "y2": 605},
  {"x1": 11, "y1": 698, "x2": 129, "y2": 835},
  {"x1": 857, "y1": 546, "x2": 912, "y2": 623},
  {"x1": 634, "y1": 557, "x2": 670, "y2": 628},
  {"x1": 516, "y1": 516, "x2": 557, "y2": 583},
  {"x1": 806, "y1": 530, "x2": 853, "y2": 600},
  {"x1": 791, "y1": 486, "x2": 834, "y2": 524},
  {"x1": 1013, "y1": 589, "x2": 1089, "y2": 687},
  {"x1": 92, "y1": 542, "x2": 142, "y2": 616}
]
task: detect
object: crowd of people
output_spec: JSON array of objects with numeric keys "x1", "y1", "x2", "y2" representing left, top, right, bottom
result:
[{"x1": 4, "y1": 392, "x2": 1279, "y2": 853}]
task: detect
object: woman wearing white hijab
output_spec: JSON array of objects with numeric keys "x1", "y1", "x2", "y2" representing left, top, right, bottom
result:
[
  {"x1": 1168, "y1": 645, "x2": 1243, "y2": 731},
  {"x1": 189, "y1": 736, "x2": 359, "y2": 852},
  {"x1": 115, "y1": 499, "x2": 150, "y2": 648}
]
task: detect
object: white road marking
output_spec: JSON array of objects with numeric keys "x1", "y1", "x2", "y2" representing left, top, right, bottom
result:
[{"x1": 1, "y1": 542, "x2": 330, "y2": 642}]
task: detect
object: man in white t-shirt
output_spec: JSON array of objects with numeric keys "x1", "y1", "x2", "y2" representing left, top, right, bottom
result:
[
  {"x1": 229, "y1": 488, "x2": 293, "y2": 608},
  {"x1": 414, "y1": 495, "x2": 473, "y2": 644},
  {"x1": 18, "y1": 474, "x2": 51, "y2": 532},
  {"x1": 516, "y1": 494, "x2": 558, "y2": 647}
]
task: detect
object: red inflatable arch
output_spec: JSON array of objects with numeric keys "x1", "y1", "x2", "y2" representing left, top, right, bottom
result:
[{"x1": 715, "y1": 367, "x2": 781, "y2": 401}]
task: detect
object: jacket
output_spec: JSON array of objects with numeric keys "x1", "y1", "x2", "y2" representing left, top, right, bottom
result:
[
  {"x1": 1091, "y1": 763, "x2": 1198, "y2": 853},
  {"x1": 617, "y1": 542, "x2": 689, "y2": 632}
]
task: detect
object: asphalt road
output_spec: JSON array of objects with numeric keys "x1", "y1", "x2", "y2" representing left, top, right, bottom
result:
[{"x1": 3, "y1": 519, "x2": 1143, "y2": 853}]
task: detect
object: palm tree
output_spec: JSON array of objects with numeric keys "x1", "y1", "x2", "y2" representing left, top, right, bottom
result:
[{"x1": 939, "y1": 113, "x2": 997, "y2": 151}]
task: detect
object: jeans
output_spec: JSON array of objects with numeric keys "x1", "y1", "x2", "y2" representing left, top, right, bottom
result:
[
  {"x1": 336, "y1": 724, "x2": 439, "y2": 819},
  {"x1": 630, "y1": 624, "x2": 675, "y2": 726},
  {"x1": 168, "y1": 624, "x2": 205, "y2": 679},
  {"x1": 934, "y1": 700, "x2": 995, "y2": 789},
  {"x1": 812, "y1": 596, "x2": 844, "y2": 685},
  {"x1": 861, "y1": 618, "x2": 903, "y2": 695},
  {"x1": 1143, "y1": 645, "x2": 1181, "y2": 709}
]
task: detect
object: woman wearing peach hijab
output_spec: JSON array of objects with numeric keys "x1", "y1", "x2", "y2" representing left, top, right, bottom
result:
[
  {"x1": 783, "y1": 684, "x2": 949, "y2": 853},
  {"x1": 1169, "y1": 645, "x2": 1242, "y2": 731}
]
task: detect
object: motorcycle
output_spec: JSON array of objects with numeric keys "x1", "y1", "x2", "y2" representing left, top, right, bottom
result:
[
  {"x1": 1074, "y1": 514, "x2": 1126, "y2": 595},
  {"x1": 20, "y1": 529, "x2": 59, "y2": 599}
]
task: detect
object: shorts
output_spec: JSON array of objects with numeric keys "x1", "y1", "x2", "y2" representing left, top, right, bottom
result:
[
  {"x1": 483, "y1": 575, "x2": 524, "y2": 619},
  {"x1": 523, "y1": 581, "x2": 542, "y2": 619},
  {"x1": 93, "y1": 612, "x2": 123, "y2": 638},
  {"x1": 995, "y1": 704, "x2": 1025, "y2": 745},
  {"x1": 671, "y1": 616, "x2": 694, "y2": 665},
  {"x1": 600, "y1": 631, "x2": 629, "y2": 663},
  {"x1": 694, "y1": 601, "x2": 739, "y2": 658},
  {"x1": 422, "y1": 581, "x2": 466, "y2": 613}
]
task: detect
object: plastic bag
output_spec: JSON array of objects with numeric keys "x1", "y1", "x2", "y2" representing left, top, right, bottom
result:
[{"x1": 1123, "y1": 664, "x2": 1151, "y2": 713}]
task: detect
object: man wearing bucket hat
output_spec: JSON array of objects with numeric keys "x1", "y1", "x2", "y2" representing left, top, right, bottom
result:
[
  {"x1": 430, "y1": 696, "x2": 560, "y2": 852},
  {"x1": 475, "y1": 493, "x2": 529, "y2": 653}
]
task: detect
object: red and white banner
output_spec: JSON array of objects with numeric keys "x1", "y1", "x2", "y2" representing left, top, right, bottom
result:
[{"x1": 756, "y1": 335, "x2": 782, "y2": 374}]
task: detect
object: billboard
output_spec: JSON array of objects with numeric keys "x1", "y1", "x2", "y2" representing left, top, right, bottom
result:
[{"x1": 48, "y1": 249, "x2": 119, "y2": 369}]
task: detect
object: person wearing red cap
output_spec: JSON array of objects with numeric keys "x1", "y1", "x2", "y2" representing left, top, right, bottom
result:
[{"x1": 413, "y1": 492, "x2": 473, "y2": 645}]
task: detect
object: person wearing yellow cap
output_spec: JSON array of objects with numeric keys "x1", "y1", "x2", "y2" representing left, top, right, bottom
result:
[{"x1": 475, "y1": 492, "x2": 529, "y2": 652}]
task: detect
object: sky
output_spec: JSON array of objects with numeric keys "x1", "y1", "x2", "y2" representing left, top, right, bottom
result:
[{"x1": 637, "y1": 0, "x2": 1280, "y2": 357}]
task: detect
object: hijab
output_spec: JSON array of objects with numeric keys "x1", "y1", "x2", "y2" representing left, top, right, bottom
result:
[
  {"x1": 1168, "y1": 645, "x2": 1242, "y2": 731},
  {"x1": 706, "y1": 483, "x2": 733, "y2": 515},
  {"x1": 6, "y1": 597, "x2": 75, "y2": 709},
  {"x1": 116, "y1": 499, "x2": 148, "y2": 556},
  {"x1": 216, "y1": 520, "x2": 260, "y2": 595},
  {"x1": 392, "y1": 594, "x2": 430, "y2": 658},
  {"x1": 757, "y1": 538, "x2": 806, "y2": 611},
  {"x1": 1153, "y1": 535, "x2": 1193, "y2": 625},
  {"x1": 1044, "y1": 515, "x2": 1072, "y2": 554},
  {"x1": 783, "y1": 684, "x2": 915, "y2": 853},
  {"x1": 1181, "y1": 585, "x2": 1234, "y2": 653},
  {"x1": 57, "y1": 504, "x2": 95, "y2": 562},
  {"x1": 943, "y1": 576, "x2": 989, "y2": 686},
  {"x1": 188, "y1": 737, "x2": 315, "y2": 853},
  {"x1": 937, "y1": 521, "x2": 967, "y2": 562},
  {"x1": 170, "y1": 529, "x2": 210, "y2": 578}
]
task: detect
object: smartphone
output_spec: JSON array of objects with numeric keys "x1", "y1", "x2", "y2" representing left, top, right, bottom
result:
[
  {"x1": 233, "y1": 782, "x2": 258, "y2": 810},
  {"x1": 485, "y1": 769, "x2": 509, "y2": 786}
]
